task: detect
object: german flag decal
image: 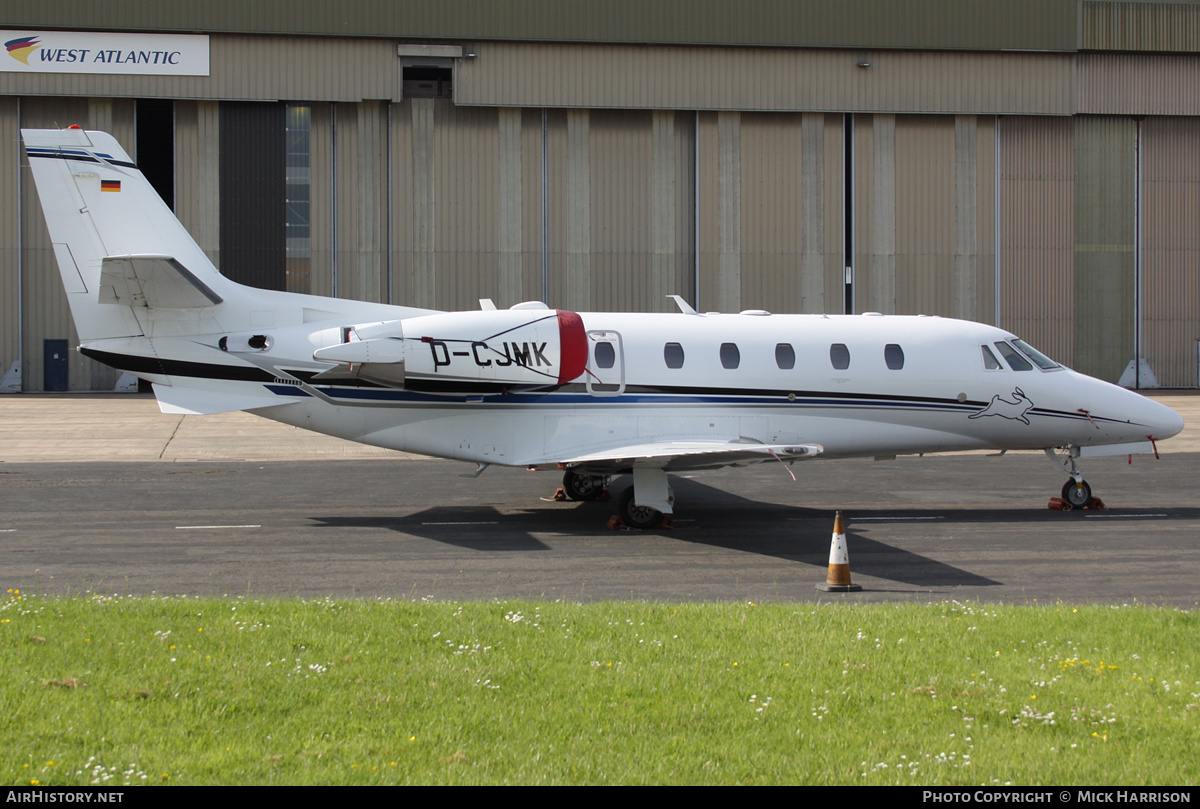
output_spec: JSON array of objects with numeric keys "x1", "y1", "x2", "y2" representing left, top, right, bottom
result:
[{"x1": 100, "y1": 179, "x2": 121, "y2": 192}]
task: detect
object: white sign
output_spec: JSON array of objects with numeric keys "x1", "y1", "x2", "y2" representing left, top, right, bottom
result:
[{"x1": 2, "y1": 31, "x2": 209, "y2": 76}]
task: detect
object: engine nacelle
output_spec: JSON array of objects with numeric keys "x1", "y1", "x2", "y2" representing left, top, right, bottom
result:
[{"x1": 313, "y1": 309, "x2": 588, "y2": 393}]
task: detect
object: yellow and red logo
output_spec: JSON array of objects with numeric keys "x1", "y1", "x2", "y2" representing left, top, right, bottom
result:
[{"x1": 5, "y1": 36, "x2": 40, "y2": 65}]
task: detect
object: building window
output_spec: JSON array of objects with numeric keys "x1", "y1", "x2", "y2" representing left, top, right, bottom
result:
[{"x1": 403, "y1": 64, "x2": 452, "y2": 99}]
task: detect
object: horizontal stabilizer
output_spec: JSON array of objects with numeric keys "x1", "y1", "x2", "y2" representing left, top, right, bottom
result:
[
  {"x1": 152, "y1": 382, "x2": 292, "y2": 415},
  {"x1": 99, "y1": 254, "x2": 223, "y2": 309}
]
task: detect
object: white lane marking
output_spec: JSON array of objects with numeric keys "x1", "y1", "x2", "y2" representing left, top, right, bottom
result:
[
  {"x1": 176, "y1": 524, "x2": 262, "y2": 530},
  {"x1": 851, "y1": 516, "x2": 945, "y2": 521},
  {"x1": 1084, "y1": 514, "x2": 1167, "y2": 519},
  {"x1": 421, "y1": 521, "x2": 499, "y2": 525},
  {"x1": 789, "y1": 516, "x2": 944, "y2": 521}
]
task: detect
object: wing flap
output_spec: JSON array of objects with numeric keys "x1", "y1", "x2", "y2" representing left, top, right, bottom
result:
[{"x1": 562, "y1": 440, "x2": 823, "y2": 471}]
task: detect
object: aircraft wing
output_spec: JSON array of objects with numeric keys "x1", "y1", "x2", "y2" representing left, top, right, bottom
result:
[{"x1": 560, "y1": 440, "x2": 823, "y2": 472}]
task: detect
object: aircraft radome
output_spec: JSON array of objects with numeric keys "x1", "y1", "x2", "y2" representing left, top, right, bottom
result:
[{"x1": 21, "y1": 127, "x2": 1186, "y2": 528}]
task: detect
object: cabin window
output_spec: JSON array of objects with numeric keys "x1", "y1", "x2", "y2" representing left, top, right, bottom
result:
[
  {"x1": 594, "y1": 342, "x2": 616, "y2": 369},
  {"x1": 720, "y1": 343, "x2": 740, "y2": 369},
  {"x1": 775, "y1": 343, "x2": 795, "y2": 370},
  {"x1": 1012, "y1": 339, "x2": 1060, "y2": 370},
  {"x1": 664, "y1": 342, "x2": 685, "y2": 369},
  {"x1": 994, "y1": 341, "x2": 1032, "y2": 371},
  {"x1": 830, "y1": 343, "x2": 850, "y2": 370},
  {"x1": 981, "y1": 344, "x2": 1002, "y2": 370},
  {"x1": 885, "y1": 344, "x2": 904, "y2": 370}
]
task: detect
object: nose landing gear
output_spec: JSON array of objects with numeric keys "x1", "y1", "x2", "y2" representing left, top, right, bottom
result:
[{"x1": 1044, "y1": 447, "x2": 1103, "y2": 510}]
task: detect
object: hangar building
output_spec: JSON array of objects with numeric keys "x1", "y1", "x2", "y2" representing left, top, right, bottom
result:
[{"x1": 2, "y1": 0, "x2": 1200, "y2": 391}]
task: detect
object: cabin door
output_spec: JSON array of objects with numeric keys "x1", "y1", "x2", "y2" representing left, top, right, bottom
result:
[{"x1": 585, "y1": 330, "x2": 624, "y2": 396}]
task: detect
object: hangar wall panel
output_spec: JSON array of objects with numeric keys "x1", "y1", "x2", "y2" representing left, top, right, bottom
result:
[
  {"x1": 1083, "y1": 1, "x2": 1200, "y2": 52},
  {"x1": 4, "y1": 0, "x2": 1077, "y2": 52},
  {"x1": 432, "y1": 101, "x2": 501, "y2": 311},
  {"x1": 456, "y1": 44, "x2": 1075, "y2": 115},
  {"x1": 518, "y1": 108, "x2": 546, "y2": 304},
  {"x1": 1078, "y1": 54, "x2": 1200, "y2": 116},
  {"x1": 308, "y1": 102, "x2": 335, "y2": 298},
  {"x1": 173, "y1": 101, "x2": 221, "y2": 271},
  {"x1": 854, "y1": 114, "x2": 995, "y2": 320},
  {"x1": 0, "y1": 97, "x2": 18, "y2": 384},
  {"x1": 1073, "y1": 116, "x2": 1136, "y2": 383},
  {"x1": 1142, "y1": 116, "x2": 1200, "y2": 388},
  {"x1": 737, "y1": 112, "x2": 805, "y2": 313},
  {"x1": 695, "y1": 112, "x2": 843, "y2": 315},
  {"x1": 894, "y1": 116, "x2": 957, "y2": 317},
  {"x1": 998, "y1": 116, "x2": 1075, "y2": 365},
  {"x1": 586, "y1": 110, "x2": 654, "y2": 312}
]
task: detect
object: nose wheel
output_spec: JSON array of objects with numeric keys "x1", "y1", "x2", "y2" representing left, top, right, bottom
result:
[{"x1": 1061, "y1": 479, "x2": 1093, "y2": 509}]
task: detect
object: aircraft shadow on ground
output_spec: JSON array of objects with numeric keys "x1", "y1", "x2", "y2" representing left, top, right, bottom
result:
[{"x1": 305, "y1": 474, "x2": 1200, "y2": 587}]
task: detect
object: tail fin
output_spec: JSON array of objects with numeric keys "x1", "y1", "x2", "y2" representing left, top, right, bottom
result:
[{"x1": 22, "y1": 127, "x2": 231, "y2": 342}]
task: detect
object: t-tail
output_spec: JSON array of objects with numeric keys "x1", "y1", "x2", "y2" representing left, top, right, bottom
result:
[
  {"x1": 21, "y1": 127, "x2": 431, "y2": 411},
  {"x1": 22, "y1": 126, "x2": 234, "y2": 344}
]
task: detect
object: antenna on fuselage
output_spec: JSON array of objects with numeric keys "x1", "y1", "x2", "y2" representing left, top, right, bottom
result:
[{"x1": 667, "y1": 295, "x2": 698, "y2": 315}]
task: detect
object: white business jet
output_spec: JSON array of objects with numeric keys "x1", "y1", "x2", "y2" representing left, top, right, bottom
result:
[{"x1": 22, "y1": 128, "x2": 1185, "y2": 527}]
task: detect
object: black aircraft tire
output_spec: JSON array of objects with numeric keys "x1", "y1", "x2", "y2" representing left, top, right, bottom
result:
[
  {"x1": 618, "y1": 487, "x2": 663, "y2": 530},
  {"x1": 1062, "y1": 479, "x2": 1092, "y2": 508},
  {"x1": 563, "y1": 470, "x2": 604, "y2": 501}
]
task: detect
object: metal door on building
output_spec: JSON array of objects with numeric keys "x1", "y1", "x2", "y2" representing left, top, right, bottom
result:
[{"x1": 43, "y1": 339, "x2": 68, "y2": 391}]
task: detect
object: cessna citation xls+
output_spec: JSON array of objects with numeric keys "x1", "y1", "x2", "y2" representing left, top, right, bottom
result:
[{"x1": 21, "y1": 128, "x2": 1185, "y2": 528}]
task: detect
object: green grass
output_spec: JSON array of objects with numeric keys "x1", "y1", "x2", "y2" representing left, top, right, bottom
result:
[{"x1": 2, "y1": 590, "x2": 1198, "y2": 785}]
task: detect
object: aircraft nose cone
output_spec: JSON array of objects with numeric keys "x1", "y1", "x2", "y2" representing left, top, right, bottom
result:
[{"x1": 1149, "y1": 399, "x2": 1186, "y2": 441}]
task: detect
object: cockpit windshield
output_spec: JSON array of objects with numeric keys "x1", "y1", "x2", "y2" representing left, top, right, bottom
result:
[
  {"x1": 986, "y1": 339, "x2": 1062, "y2": 372},
  {"x1": 1011, "y1": 338, "x2": 1061, "y2": 371}
]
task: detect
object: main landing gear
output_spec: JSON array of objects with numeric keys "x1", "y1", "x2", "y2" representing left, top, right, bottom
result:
[
  {"x1": 615, "y1": 467, "x2": 675, "y2": 529},
  {"x1": 562, "y1": 469, "x2": 608, "y2": 501},
  {"x1": 1044, "y1": 447, "x2": 1101, "y2": 509},
  {"x1": 558, "y1": 467, "x2": 674, "y2": 529},
  {"x1": 617, "y1": 488, "x2": 668, "y2": 529}
]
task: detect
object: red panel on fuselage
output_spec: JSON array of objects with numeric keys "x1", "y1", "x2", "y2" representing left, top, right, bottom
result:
[{"x1": 556, "y1": 310, "x2": 587, "y2": 384}]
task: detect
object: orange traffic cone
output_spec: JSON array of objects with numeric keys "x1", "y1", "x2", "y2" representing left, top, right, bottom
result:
[{"x1": 817, "y1": 511, "x2": 862, "y2": 592}]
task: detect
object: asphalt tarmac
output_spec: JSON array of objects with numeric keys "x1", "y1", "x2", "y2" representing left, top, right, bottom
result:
[{"x1": 3, "y1": 395, "x2": 1198, "y2": 605}]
